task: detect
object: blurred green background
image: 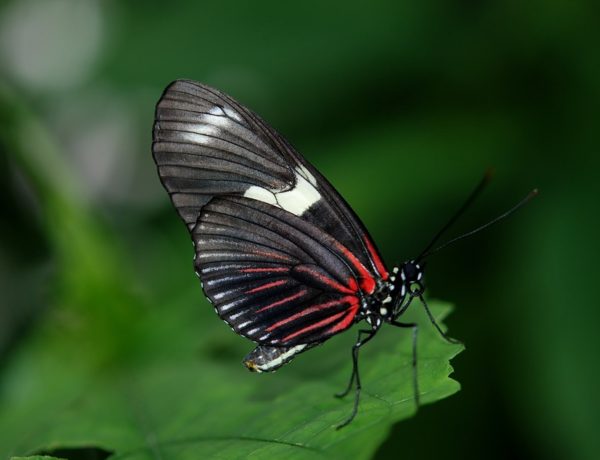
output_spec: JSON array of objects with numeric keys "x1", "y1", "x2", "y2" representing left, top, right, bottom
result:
[{"x1": 1, "y1": 0, "x2": 598, "y2": 459}]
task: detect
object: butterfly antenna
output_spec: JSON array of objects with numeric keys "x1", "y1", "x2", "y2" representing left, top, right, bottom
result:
[
  {"x1": 416, "y1": 169, "x2": 494, "y2": 262},
  {"x1": 420, "y1": 188, "x2": 538, "y2": 259}
]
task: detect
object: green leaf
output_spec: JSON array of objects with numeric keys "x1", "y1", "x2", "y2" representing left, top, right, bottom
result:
[
  {"x1": 0, "y1": 232, "x2": 463, "y2": 459},
  {"x1": 0, "y1": 82, "x2": 463, "y2": 459},
  {"x1": 1, "y1": 293, "x2": 461, "y2": 460}
]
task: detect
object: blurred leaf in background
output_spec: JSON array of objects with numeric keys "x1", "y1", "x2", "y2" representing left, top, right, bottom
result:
[{"x1": 1, "y1": 0, "x2": 599, "y2": 459}]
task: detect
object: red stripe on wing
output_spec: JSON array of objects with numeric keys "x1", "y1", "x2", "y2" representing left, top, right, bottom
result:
[
  {"x1": 245, "y1": 279, "x2": 288, "y2": 294},
  {"x1": 256, "y1": 289, "x2": 309, "y2": 313},
  {"x1": 266, "y1": 295, "x2": 358, "y2": 332},
  {"x1": 281, "y1": 311, "x2": 347, "y2": 343},
  {"x1": 334, "y1": 242, "x2": 376, "y2": 294},
  {"x1": 294, "y1": 265, "x2": 357, "y2": 294},
  {"x1": 240, "y1": 267, "x2": 289, "y2": 274},
  {"x1": 281, "y1": 297, "x2": 360, "y2": 343},
  {"x1": 252, "y1": 250, "x2": 295, "y2": 262},
  {"x1": 364, "y1": 236, "x2": 389, "y2": 280},
  {"x1": 347, "y1": 277, "x2": 358, "y2": 292},
  {"x1": 327, "y1": 302, "x2": 360, "y2": 334}
]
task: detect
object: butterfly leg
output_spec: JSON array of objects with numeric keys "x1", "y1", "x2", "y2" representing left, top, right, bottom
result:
[
  {"x1": 334, "y1": 329, "x2": 376, "y2": 398},
  {"x1": 390, "y1": 321, "x2": 420, "y2": 409},
  {"x1": 335, "y1": 329, "x2": 376, "y2": 430},
  {"x1": 418, "y1": 295, "x2": 462, "y2": 345},
  {"x1": 333, "y1": 373, "x2": 356, "y2": 399}
]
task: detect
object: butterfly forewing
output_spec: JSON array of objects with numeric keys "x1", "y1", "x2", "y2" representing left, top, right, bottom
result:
[
  {"x1": 153, "y1": 80, "x2": 296, "y2": 230},
  {"x1": 152, "y1": 80, "x2": 388, "y2": 283}
]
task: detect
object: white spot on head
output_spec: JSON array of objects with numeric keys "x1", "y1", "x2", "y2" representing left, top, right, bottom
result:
[{"x1": 393, "y1": 267, "x2": 399, "y2": 274}]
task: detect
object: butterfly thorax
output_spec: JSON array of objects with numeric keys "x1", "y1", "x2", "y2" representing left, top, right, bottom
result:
[
  {"x1": 360, "y1": 279, "x2": 396, "y2": 328},
  {"x1": 362, "y1": 261, "x2": 426, "y2": 325}
]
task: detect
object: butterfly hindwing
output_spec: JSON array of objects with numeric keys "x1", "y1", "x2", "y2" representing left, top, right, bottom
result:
[{"x1": 193, "y1": 196, "x2": 367, "y2": 346}]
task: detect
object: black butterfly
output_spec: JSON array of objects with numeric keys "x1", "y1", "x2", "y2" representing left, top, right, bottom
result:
[{"x1": 152, "y1": 80, "x2": 535, "y2": 428}]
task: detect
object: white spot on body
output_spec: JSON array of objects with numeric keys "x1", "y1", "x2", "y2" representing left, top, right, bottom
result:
[
  {"x1": 380, "y1": 307, "x2": 388, "y2": 316},
  {"x1": 244, "y1": 168, "x2": 321, "y2": 216}
]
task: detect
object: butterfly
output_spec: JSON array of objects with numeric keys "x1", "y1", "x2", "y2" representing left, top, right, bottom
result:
[{"x1": 151, "y1": 80, "x2": 535, "y2": 428}]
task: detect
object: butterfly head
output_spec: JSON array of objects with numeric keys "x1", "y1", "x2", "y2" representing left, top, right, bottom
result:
[
  {"x1": 387, "y1": 260, "x2": 426, "y2": 319},
  {"x1": 400, "y1": 260, "x2": 425, "y2": 297}
]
